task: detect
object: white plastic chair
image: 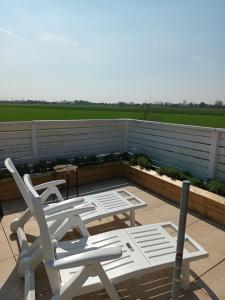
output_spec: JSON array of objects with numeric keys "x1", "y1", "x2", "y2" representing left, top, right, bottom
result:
[
  {"x1": 4, "y1": 158, "x2": 86, "y2": 234},
  {"x1": 26, "y1": 173, "x2": 208, "y2": 300},
  {"x1": 5, "y1": 158, "x2": 146, "y2": 234},
  {"x1": 4, "y1": 158, "x2": 146, "y2": 275}
]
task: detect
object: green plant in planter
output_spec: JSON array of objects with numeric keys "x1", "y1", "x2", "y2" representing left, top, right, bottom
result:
[
  {"x1": 78, "y1": 156, "x2": 88, "y2": 167},
  {"x1": 32, "y1": 160, "x2": 54, "y2": 173},
  {"x1": 129, "y1": 153, "x2": 151, "y2": 169},
  {"x1": 52, "y1": 158, "x2": 70, "y2": 167},
  {"x1": 156, "y1": 166, "x2": 205, "y2": 188},
  {"x1": 85, "y1": 155, "x2": 99, "y2": 166},
  {"x1": 188, "y1": 177, "x2": 205, "y2": 188},
  {"x1": 0, "y1": 168, "x2": 11, "y2": 179},
  {"x1": 129, "y1": 154, "x2": 138, "y2": 165},
  {"x1": 137, "y1": 155, "x2": 151, "y2": 169},
  {"x1": 17, "y1": 164, "x2": 32, "y2": 175},
  {"x1": 156, "y1": 166, "x2": 186, "y2": 180},
  {"x1": 73, "y1": 156, "x2": 81, "y2": 165},
  {"x1": 103, "y1": 153, "x2": 121, "y2": 163},
  {"x1": 206, "y1": 179, "x2": 225, "y2": 197}
]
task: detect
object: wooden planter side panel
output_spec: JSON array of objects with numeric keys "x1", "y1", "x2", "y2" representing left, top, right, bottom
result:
[
  {"x1": 0, "y1": 162, "x2": 122, "y2": 202},
  {"x1": 0, "y1": 173, "x2": 53, "y2": 202},
  {"x1": 122, "y1": 164, "x2": 181, "y2": 201},
  {"x1": 54, "y1": 162, "x2": 122, "y2": 187}
]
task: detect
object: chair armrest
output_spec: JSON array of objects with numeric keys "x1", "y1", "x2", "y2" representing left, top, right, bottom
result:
[
  {"x1": 44, "y1": 197, "x2": 85, "y2": 214},
  {"x1": 34, "y1": 179, "x2": 66, "y2": 191},
  {"x1": 48, "y1": 247, "x2": 122, "y2": 270},
  {"x1": 45, "y1": 205, "x2": 95, "y2": 221}
]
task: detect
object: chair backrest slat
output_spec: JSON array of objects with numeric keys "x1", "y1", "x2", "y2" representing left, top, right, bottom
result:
[
  {"x1": 4, "y1": 158, "x2": 35, "y2": 214},
  {"x1": 23, "y1": 173, "x2": 61, "y2": 293}
]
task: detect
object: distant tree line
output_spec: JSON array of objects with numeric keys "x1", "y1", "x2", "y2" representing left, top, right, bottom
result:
[{"x1": 0, "y1": 99, "x2": 224, "y2": 108}]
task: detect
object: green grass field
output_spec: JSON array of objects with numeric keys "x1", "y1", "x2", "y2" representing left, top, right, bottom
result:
[{"x1": 1, "y1": 103, "x2": 225, "y2": 128}]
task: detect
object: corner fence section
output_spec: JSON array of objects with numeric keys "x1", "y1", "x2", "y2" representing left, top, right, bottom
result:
[{"x1": 128, "y1": 120, "x2": 225, "y2": 180}]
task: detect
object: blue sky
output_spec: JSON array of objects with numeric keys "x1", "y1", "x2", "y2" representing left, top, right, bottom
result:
[{"x1": 0, "y1": 0, "x2": 225, "y2": 103}]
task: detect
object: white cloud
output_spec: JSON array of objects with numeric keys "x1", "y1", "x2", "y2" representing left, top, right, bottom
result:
[
  {"x1": 0, "y1": 27, "x2": 16, "y2": 37},
  {"x1": 40, "y1": 32, "x2": 78, "y2": 46},
  {"x1": 193, "y1": 55, "x2": 200, "y2": 60}
]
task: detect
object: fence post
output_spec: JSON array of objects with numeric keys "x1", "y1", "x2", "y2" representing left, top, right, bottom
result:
[
  {"x1": 123, "y1": 120, "x2": 128, "y2": 152},
  {"x1": 31, "y1": 122, "x2": 39, "y2": 163},
  {"x1": 208, "y1": 129, "x2": 220, "y2": 178}
]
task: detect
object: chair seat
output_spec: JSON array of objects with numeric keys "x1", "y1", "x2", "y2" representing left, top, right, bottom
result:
[
  {"x1": 44, "y1": 189, "x2": 146, "y2": 223},
  {"x1": 56, "y1": 222, "x2": 208, "y2": 295},
  {"x1": 80, "y1": 189, "x2": 146, "y2": 222}
]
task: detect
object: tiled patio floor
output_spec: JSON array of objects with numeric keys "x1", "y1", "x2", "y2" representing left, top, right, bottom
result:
[{"x1": 0, "y1": 177, "x2": 225, "y2": 299}]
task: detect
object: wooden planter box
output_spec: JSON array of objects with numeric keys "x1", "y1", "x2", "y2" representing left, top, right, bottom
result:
[
  {"x1": 1, "y1": 160, "x2": 225, "y2": 227},
  {"x1": 0, "y1": 162, "x2": 122, "y2": 202},
  {"x1": 122, "y1": 163, "x2": 225, "y2": 226}
]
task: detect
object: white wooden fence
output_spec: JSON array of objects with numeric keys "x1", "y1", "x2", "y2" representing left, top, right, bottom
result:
[
  {"x1": 128, "y1": 120, "x2": 225, "y2": 180},
  {"x1": 0, "y1": 119, "x2": 225, "y2": 180}
]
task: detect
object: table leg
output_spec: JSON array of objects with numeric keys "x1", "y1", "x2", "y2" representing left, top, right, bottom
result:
[
  {"x1": 66, "y1": 173, "x2": 69, "y2": 199},
  {"x1": 130, "y1": 209, "x2": 135, "y2": 227},
  {"x1": 76, "y1": 170, "x2": 79, "y2": 197},
  {"x1": 53, "y1": 172, "x2": 56, "y2": 201}
]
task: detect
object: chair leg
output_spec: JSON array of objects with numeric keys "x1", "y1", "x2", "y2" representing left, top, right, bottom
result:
[
  {"x1": 76, "y1": 218, "x2": 90, "y2": 237},
  {"x1": 24, "y1": 270, "x2": 35, "y2": 300},
  {"x1": 130, "y1": 210, "x2": 135, "y2": 227},
  {"x1": 181, "y1": 261, "x2": 190, "y2": 290},
  {"x1": 58, "y1": 267, "x2": 89, "y2": 300},
  {"x1": 97, "y1": 265, "x2": 120, "y2": 300}
]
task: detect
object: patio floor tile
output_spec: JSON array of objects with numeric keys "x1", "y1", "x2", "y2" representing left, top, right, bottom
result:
[
  {"x1": 0, "y1": 257, "x2": 17, "y2": 288},
  {"x1": 3, "y1": 226, "x2": 20, "y2": 256},
  {"x1": 186, "y1": 219, "x2": 225, "y2": 277},
  {"x1": 134, "y1": 189, "x2": 167, "y2": 210},
  {"x1": 0, "y1": 257, "x2": 23, "y2": 300},
  {"x1": 148, "y1": 202, "x2": 201, "y2": 226},
  {"x1": 0, "y1": 228, "x2": 14, "y2": 262},
  {"x1": 193, "y1": 259, "x2": 225, "y2": 299},
  {"x1": 1, "y1": 211, "x2": 23, "y2": 228}
]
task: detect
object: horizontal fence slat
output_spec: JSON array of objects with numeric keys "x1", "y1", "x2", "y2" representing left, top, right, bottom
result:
[
  {"x1": 131, "y1": 120, "x2": 213, "y2": 136},
  {"x1": 216, "y1": 171, "x2": 225, "y2": 180},
  {"x1": 38, "y1": 138, "x2": 123, "y2": 153},
  {"x1": 217, "y1": 162, "x2": 225, "y2": 172},
  {"x1": 0, "y1": 122, "x2": 31, "y2": 132},
  {"x1": 218, "y1": 147, "x2": 225, "y2": 156},
  {"x1": 129, "y1": 125, "x2": 212, "y2": 144},
  {"x1": 129, "y1": 137, "x2": 209, "y2": 160},
  {"x1": 38, "y1": 131, "x2": 123, "y2": 144},
  {"x1": 36, "y1": 119, "x2": 125, "y2": 130},
  {"x1": 129, "y1": 146, "x2": 208, "y2": 178},
  {"x1": 0, "y1": 131, "x2": 31, "y2": 140},
  {"x1": 38, "y1": 146, "x2": 122, "y2": 160},
  {"x1": 218, "y1": 155, "x2": 225, "y2": 164},
  {"x1": 128, "y1": 132, "x2": 210, "y2": 153},
  {"x1": 129, "y1": 142, "x2": 209, "y2": 169},
  {"x1": 0, "y1": 138, "x2": 32, "y2": 147},
  {"x1": 37, "y1": 126, "x2": 123, "y2": 138}
]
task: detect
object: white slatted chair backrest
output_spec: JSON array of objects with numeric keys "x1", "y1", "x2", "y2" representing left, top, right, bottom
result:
[
  {"x1": 24, "y1": 173, "x2": 61, "y2": 293},
  {"x1": 4, "y1": 158, "x2": 35, "y2": 215}
]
